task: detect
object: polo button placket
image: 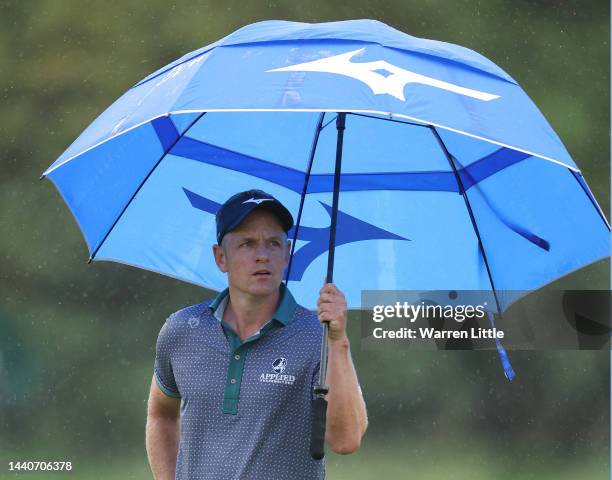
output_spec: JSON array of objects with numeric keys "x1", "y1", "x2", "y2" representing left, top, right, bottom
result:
[
  {"x1": 210, "y1": 284, "x2": 297, "y2": 415},
  {"x1": 222, "y1": 344, "x2": 248, "y2": 415},
  {"x1": 221, "y1": 321, "x2": 281, "y2": 415}
]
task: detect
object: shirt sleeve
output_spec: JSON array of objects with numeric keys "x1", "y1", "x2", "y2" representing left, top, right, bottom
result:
[{"x1": 153, "y1": 317, "x2": 181, "y2": 398}]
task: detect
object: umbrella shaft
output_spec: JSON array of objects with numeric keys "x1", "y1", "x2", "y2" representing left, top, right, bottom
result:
[
  {"x1": 319, "y1": 112, "x2": 346, "y2": 387},
  {"x1": 326, "y1": 112, "x2": 346, "y2": 284},
  {"x1": 311, "y1": 112, "x2": 346, "y2": 460}
]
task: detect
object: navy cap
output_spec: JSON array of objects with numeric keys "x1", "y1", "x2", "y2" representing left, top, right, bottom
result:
[{"x1": 216, "y1": 189, "x2": 294, "y2": 244}]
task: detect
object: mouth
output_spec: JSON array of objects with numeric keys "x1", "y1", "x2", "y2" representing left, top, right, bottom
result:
[{"x1": 253, "y1": 270, "x2": 272, "y2": 277}]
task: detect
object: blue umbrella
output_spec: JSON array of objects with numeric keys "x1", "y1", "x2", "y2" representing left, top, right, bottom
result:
[{"x1": 41, "y1": 19, "x2": 610, "y2": 457}]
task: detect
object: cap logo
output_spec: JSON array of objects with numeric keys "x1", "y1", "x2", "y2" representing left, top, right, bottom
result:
[{"x1": 242, "y1": 197, "x2": 273, "y2": 205}]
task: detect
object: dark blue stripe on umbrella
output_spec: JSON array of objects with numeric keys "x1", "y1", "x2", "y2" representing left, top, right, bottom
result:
[
  {"x1": 460, "y1": 147, "x2": 530, "y2": 189},
  {"x1": 171, "y1": 136, "x2": 533, "y2": 193},
  {"x1": 308, "y1": 170, "x2": 458, "y2": 192},
  {"x1": 176, "y1": 135, "x2": 548, "y2": 251},
  {"x1": 173, "y1": 137, "x2": 305, "y2": 191},
  {"x1": 183, "y1": 187, "x2": 221, "y2": 214},
  {"x1": 172, "y1": 136, "x2": 459, "y2": 192},
  {"x1": 152, "y1": 116, "x2": 180, "y2": 152},
  {"x1": 182, "y1": 186, "x2": 409, "y2": 281},
  {"x1": 455, "y1": 152, "x2": 550, "y2": 251}
]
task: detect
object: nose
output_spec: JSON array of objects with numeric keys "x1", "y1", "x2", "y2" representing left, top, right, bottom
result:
[{"x1": 254, "y1": 244, "x2": 269, "y2": 262}]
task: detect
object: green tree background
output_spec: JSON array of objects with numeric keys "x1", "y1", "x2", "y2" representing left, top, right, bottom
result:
[{"x1": 0, "y1": 1, "x2": 609, "y2": 479}]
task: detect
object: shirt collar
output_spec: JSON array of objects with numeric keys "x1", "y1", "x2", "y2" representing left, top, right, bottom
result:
[{"x1": 209, "y1": 283, "x2": 297, "y2": 326}]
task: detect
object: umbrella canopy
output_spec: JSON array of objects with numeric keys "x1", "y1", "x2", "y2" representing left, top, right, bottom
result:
[{"x1": 42, "y1": 19, "x2": 610, "y2": 310}]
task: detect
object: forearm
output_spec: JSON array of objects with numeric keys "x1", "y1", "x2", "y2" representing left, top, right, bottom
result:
[
  {"x1": 324, "y1": 336, "x2": 367, "y2": 454},
  {"x1": 146, "y1": 415, "x2": 180, "y2": 480}
]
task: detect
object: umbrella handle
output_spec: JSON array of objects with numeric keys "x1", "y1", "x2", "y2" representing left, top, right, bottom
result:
[
  {"x1": 309, "y1": 384, "x2": 329, "y2": 460},
  {"x1": 310, "y1": 321, "x2": 330, "y2": 459}
]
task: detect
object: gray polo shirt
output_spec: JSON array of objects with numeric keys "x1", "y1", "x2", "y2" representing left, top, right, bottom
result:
[{"x1": 154, "y1": 285, "x2": 325, "y2": 480}]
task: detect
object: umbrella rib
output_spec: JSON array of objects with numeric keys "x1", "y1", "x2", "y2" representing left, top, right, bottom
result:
[
  {"x1": 429, "y1": 126, "x2": 502, "y2": 314},
  {"x1": 285, "y1": 112, "x2": 325, "y2": 283},
  {"x1": 320, "y1": 113, "x2": 338, "y2": 131},
  {"x1": 88, "y1": 112, "x2": 207, "y2": 263},
  {"x1": 431, "y1": 126, "x2": 516, "y2": 381},
  {"x1": 569, "y1": 170, "x2": 611, "y2": 231}
]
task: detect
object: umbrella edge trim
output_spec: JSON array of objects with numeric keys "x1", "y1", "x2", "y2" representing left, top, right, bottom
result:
[
  {"x1": 92, "y1": 255, "x2": 221, "y2": 294},
  {"x1": 44, "y1": 109, "x2": 580, "y2": 178}
]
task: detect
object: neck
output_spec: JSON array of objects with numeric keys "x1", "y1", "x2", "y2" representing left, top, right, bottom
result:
[{"x1": 225, "y1": 286, "x2": 281, "y2": 341}]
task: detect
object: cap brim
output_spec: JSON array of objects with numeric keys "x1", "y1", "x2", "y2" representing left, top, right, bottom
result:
[{"x1": 220, "y1": 201, "x2": 293, "y2": 243}]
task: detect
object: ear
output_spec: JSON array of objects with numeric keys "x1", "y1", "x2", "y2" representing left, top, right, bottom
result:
[{"x1": 213, "y1": 244, "x2": 228, "y2": 273}]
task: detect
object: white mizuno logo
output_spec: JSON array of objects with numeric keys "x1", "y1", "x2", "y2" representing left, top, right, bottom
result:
[
  {"x1": 267, "y1": 48, "x2": 499, "y2": 102},
  {"x1": 243, "y1": 197, "x2": 273, "y2": 205}
]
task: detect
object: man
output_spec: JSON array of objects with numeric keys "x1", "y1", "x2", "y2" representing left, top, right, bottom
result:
[{"x1": 146, "y1": 189, "x2": 367, "y2": 480}]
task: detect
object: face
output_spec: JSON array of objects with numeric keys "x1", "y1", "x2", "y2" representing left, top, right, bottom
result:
[{"x1": 213, "y1": 209, "x2": 291, "y2": 300}]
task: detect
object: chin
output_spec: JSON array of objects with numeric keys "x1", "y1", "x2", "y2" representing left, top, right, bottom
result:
[{"x1": 248, "y1": 278, "x2": 281, "y2": 296}]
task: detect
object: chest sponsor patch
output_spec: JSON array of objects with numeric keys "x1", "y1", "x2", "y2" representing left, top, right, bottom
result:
[{"x1": 260, "y1": 357, "x2": 295, "y2": 385}]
